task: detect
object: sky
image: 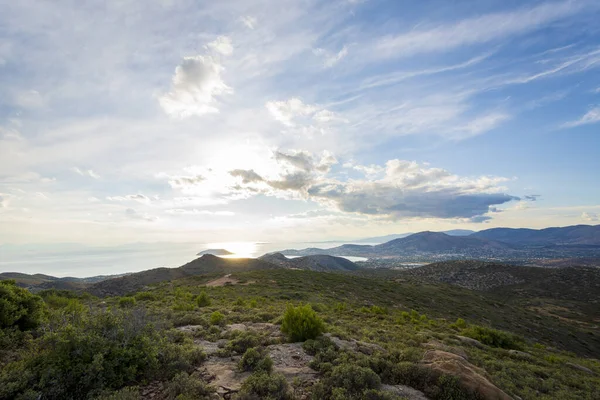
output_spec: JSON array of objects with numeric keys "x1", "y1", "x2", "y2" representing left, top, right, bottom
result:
[{"x1": 1, "y1": 0, "x2": 600, "y2": 246}]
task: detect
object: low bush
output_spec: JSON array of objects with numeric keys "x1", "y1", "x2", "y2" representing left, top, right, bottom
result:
[
  {"x1": 118, "y1": 297, "x2": 136, "y2": 308},
  {"x1": 239, "y1": 347, "x2": 273, "y2": 373},
  {"x1": 227, "y1": 331, "x2": 261, "y2": 354},
  {"x1": 134, "y1": 291, "x2": 157, "y2": 301},
  {"x1": 329, "y1": 364, "x2": 381, "y2": 395},
  {"x1": 196, "y1": 292, "x2": 211, "y2": 307},
  {"x1": 281, "y1": 304, "x2": 325, "y2": 342},
  {"x1": 462, "y1": 325, "x2": 524, "y2": 350},
  {"x1": 237, "y1": 371, "x2": 290, "y2": 400},
  {"x1": 92, "y1": 386, "x2": 140, "y2": 400},
  {"x1": 210, "y1": 311, "x2": 225, "y2": 326},
  {"x1": 165, "y1": 372, "x2": 215, "y2": 400}
]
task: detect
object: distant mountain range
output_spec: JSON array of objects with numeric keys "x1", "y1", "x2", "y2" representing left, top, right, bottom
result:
[
  {"x1": 355, "y1": 229, "x2": 475, "y2": 243},
  {"x1": 471, "y1": 225, "x2": 600, "y2": 246},
  {"x1": 279, "y1": 224, "x2": 600, "y2": 259}
]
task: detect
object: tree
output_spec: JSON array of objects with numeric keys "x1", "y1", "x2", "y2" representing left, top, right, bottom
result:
[{"x1": 0, "y1": 280, "x2": 45, "y2": 330}]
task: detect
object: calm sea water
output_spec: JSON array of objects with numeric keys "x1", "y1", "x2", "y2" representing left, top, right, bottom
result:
[{"x1": 0, "y1": 241, "x2": 370, "y2": 278}]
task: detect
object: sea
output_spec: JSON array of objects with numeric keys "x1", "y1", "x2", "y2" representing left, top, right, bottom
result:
[{"x1": 0, "y1": 241, "x2": 370, "y2": 278}]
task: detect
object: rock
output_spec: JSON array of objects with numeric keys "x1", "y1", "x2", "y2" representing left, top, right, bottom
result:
[
  {"x1": 381, "y1": 384, "x2": 430, "y2": 400},
  {"x1": 195, "y1": 340, "x2": 223, "y2": 356},
  {"x1": 176, "y1": 325, "x2": 204, "y2": 333},
  {"x1": 424, "y1": 340, "x2": 469, "y2": 360},
  {"x1": 267, "y1": 343, "x2": 317, "y2": 381},
  {"x1": 324, "y1": 333, "x2": 385, "y2": 355},
  {"x1": 224, "y1": 323, "x2": 248, "y2": 333},
  {"x1": 420, "y1": 350, "x2": 512, "y2": 400},
  {"x1": 566, "y1": 362, "x2": 596, "y2": 375},
  {"x1": 455, "y1": 335, "x2": 485, "y2": 349},
  {"x1": 200, "y1": 358, "x2": 250, "y2": 395},
  {"x1": 223, "y1": 322, "x2": 283, "y2": 339},
  {"x1": 507, "y1": 350, "x2": 534, "y2": 361}
]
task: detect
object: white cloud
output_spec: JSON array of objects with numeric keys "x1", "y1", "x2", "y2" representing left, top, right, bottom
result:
[
  {"x1": 206, "y1": 36, "x2": 233, "y2": 56},
  {"x1": 0, "y1": 194, "x2": 10, "y2": 208},
  {"x1": 582, "y1": 212, "x2": 599, "y2": 222},
  {"x1": 125, "y1": 208, "x2": 157, "y2": 222},
  {"x1": 562, "y1": 107, "x2": 600, "y2": 128},
  {"x1": 453, "y1": 112, "x2": 510, "y2": 139},
  {"x1": 266, "y1": 98, "x2": 345, "y2": 128},
  {"x1": 240, "y1": 16, "x2": 257, "y2": 29},
  {"x1": 72, "y1": 167, "x2": 100, "y2": 179},
  {"x1": 266, "y1": 98, "x2": 318, "y2": 126},
  {"x1": 373, "y1": 1, "x2": 589, "y2": 59},
  {"x1": 165, "y1": 209, "x2": 235, "y2": 216},
  {"x1": 314, "y1": 46, "x2": 348, "y2": 68},
  {"x1": 14, "y1": 90, "x2": 44, "y2": 109},
  {"x1": 159, "y1": 55, "x2": 231, "y2": 117},
  {"x1": 107, "y1": 194, "x2": 152, "y2": 204}
]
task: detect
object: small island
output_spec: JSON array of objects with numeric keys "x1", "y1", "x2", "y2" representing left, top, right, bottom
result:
[{"x1": 196, "y1": 248, "x2": 234, "y2": 256}]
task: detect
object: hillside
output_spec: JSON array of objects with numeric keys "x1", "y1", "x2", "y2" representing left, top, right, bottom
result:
[
  {"x1": 281, "y1": 231, "x2": 511, "y2": 258},
  {"x1": 472, "y1": 224, "x2": 600, "y2": 246},
  {"x1": 399, "y1": 260, "x2": 600, "y2": 300},
  {"x1": 88, "y1": 255, "x2": 279, "y2": 297},
  {"x1": 3, "y1": 259, "x2": 600, "y2": 400},
  {"x1": 374, "y1": 231, "x2": 510, "y2": 254},
  {"x1": 259, "y1": 253, "x2": 360, "y2": 272},
  {"x1": 356, "y1": 229, "x2": 475, "y2": 243},
  {"x1": 0, "y1": 271, "x2": 126, "y2": 291}
]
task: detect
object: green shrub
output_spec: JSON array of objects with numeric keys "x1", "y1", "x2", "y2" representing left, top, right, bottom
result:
[
  {"x1": 280, "y1": 304, "x2": 325, "y2": 342},
  {"x1": 235, "y1": 297, "x2": 246, "y2": 307},
  {"x1": 210, "y1": 311, "x2": 225, "y2": 326},
  {"x1": 302, "y1": 335, "x2": 336, "y2": 356},
  {"x1": 329, "y1": 364, "x2": 381, "y2": 395},
  {"x1": 450, "y1": 318, "x2": 467, "y2": 330},
  {"x1": 92, "y1": 386, "x2": 140, "y2": 400},
  {"x1": 462, "y1": 325, "x2": 524, "y2": 350},
  {"x1": 227, "y1": 331, "x2": 261, "y2": 354},
  {"x1": 196, "y1": 292, "x2": 211, "y2": 307},
  {"x1": 134, "y1": 292, "x2": 157, "y2": 301},
  {"x1": 165, "y1": 372, "x2": 215, "y2": 400},
  {"x1": 237, "y1": 371, "x2": 290, "y2": 400},
  {"x1": 118, "y1": 297, "x2": 136, "y2": 308},
  {"x1": 239, "y1": 347, "x2": 273, "y2": 373},
  {"x1": 360, "y1": 305, "x2": 388, "y2": 315},
  {"x1": 0, "y1": 280, "x2": 45, "y2": 330}
]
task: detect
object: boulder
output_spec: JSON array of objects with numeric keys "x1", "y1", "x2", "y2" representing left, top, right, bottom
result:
[
  {"x1": 381, "y1": 384, "x2": 430, "y2": 400},
  {"x1": 324, "y1": 333, "x2": 385, "y2": 355},
  {"x1": 566, "y1": 362, "x2": 596, "y2": 375},
  {"x1": 423, "y1": 340, "x2": 469, "y2": 360},
  {"x1": 420, "y1": 350, "x2": 512, "y2": 400}
]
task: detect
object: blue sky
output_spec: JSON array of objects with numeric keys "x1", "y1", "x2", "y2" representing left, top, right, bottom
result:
[{"x1": 0, "y1": 0, "x2": 599, "y2": 245}]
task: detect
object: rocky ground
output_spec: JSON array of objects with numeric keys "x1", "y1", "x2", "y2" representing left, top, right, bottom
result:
[{"x1": 134, "y1": 321, "x2": 519, "y2": 400}]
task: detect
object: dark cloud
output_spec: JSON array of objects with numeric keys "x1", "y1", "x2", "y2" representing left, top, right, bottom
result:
[
  {"x1": 274, "y1": 150, "x2": 315, "y2": 171},
  {"x1": 229, "y1": 169, "x2": 264, "y2": 184},
  {"x1": 524, "y1": 194, "x2": 541, "y2": 201},
  {"x1": 308, "y1": 184, "x2": 517, "y2": 220},
  {"x1": 168, "y1": 175, "x2": 204, "y2": 188}
]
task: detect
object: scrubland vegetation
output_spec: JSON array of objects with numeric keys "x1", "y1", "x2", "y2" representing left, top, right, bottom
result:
[{"x1": 1, "y1": 268, "x2": 599, "y2": 400}]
